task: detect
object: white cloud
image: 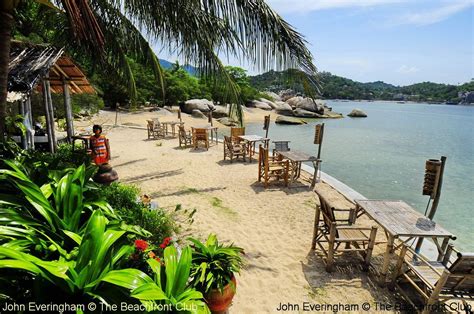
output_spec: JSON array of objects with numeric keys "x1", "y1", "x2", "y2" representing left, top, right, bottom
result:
[
  {"x1": 397, "y1": 65, "x2": 420, "y2": 74},
  {"x1": 266, "y1": 0, "x2": 408, "y2": 13},
  {"x1": 394, "y1": 0, "x2": 473, "y2": 26}
]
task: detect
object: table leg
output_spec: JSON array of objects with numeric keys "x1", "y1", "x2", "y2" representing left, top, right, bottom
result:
[
  {"x1": 380, "y1": 235, "x2": 395, "y2": 286},
  {"x1": 171, "y1": 125, "x2": 176, "y2": 137},
  {"x1": 310, "y1": 161, "x2": 318, "y2": 188},
  {"x1": 437, "y1": 238, "x2": 450, "y2": 261}
]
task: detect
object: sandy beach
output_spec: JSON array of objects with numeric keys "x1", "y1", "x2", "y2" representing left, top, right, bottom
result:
[{"x1": 77, "y1": 108, "x2": 401, "y2": 313}]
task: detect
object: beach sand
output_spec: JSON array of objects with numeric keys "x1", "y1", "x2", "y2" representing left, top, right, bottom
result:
[{"x1": 76, "y1": 108, "x2": 401, "y2": 313}]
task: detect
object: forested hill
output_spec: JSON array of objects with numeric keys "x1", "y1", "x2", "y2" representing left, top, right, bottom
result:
[{"x1": 249, "y1": 70, "x2": 474, "y2": 103}]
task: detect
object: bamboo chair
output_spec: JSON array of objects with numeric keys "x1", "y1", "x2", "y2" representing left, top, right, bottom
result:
[
  {"x1": 230, "y1": 127, "x2": 245, "y2": 143},
  {"x1": 178, "y1": 125, "x2": 192, "y2": 148},
  {"x1": 391, "y1": 244, "x2": 474, "y2": 313},
  {"x1": 312, "y1": 187, "x2": 378, "y2": 272},
  {"x1": 147, "y1": 119, "x2": 165, "y2": 139},
  {"x1": 223, "y1": 136, "x2": 246, "y2": 163},
  {"x1": 192, "y1": 128, "x2": 209, "y2": 150},
  {"x1": 257, "y1": 144, "x2": 289, "y2": 188}
]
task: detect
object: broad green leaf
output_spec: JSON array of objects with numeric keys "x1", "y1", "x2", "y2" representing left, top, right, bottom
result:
[
  {"x1": 131, "y1": 283, "x2": 167, "y2": 300},
  {"x1": 97, "y1": 269, "x2": 153, "y2": 290}
]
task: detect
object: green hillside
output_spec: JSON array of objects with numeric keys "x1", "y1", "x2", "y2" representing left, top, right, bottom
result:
[{"x1": 250, "y1": 70, "x2": 473, "y2": 103}]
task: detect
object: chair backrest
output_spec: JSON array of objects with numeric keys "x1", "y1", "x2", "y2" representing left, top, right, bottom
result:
[
  {"x1": 315, "y1": 191, "x2": 337, "y2": 229},
  {"x1": 193, "y1": 128, "x2": 208, "y2": 140},
  {"x1": 147, "y1": 120, "x2": 154, "y2": 130},
  {"x1": 274, "y1": 141, "x2": 290, "y2": 152},
  {"x1": 231, "y1": 127, "x2": 245, "y2": 138},
  {"x1": 444, "y1": 252, "x2": 474, "y2": 292},
  {"x1": 224, "y1": 135, "x2": 233, "y2": 148},
  {"x1": 258, "y1": 144, "x2": 269, "y2": 169}
]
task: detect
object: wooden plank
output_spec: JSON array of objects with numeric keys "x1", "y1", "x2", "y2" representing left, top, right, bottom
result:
[{"x1": 355, "y1": 200, "x2": 454, "y2": 238}]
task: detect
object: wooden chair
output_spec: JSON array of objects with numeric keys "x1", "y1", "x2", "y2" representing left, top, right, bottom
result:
[
  {"x1": 391, "y1": 244, "x2": 474, "y2": 313},
  {"x1": 178, "y1": 125, "x2": 192, "y2": 148},
  {"x1": 312, "y1": 184, "x2": 378, "y2": 272},
  {"x1": 258, "y1": 144, "x2": 289, "y2": 188},
  {"x1": 230, "y1": 127, "x2": 245, "y2": 138},
  {"x1": 224, "y1": 136, "x2": 246, "y2": 163},
  {"x1": 192, "y1": 128, "x2": 209, "y2": 150},
  {"x1": 147, "y1": 119, "x2": 165, "y2": 139}
]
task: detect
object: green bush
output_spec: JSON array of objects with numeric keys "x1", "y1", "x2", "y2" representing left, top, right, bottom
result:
[{"x1": 101, "y1": 182, "x2": 177, "y2": 245}]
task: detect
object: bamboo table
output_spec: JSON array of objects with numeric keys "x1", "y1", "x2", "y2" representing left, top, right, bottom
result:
[
  {"x1": 277, "y1": 150, "x2": 321, "y2": 188},
  {"x1": 238, "y1": 135, "x2": 269, "y2": 162},
  {"x1": 161, "y1": 121, "x2": 184, "y2": 137},
  {"x1": 354, "y1": 200, "x2": 455, "y2": 286}
]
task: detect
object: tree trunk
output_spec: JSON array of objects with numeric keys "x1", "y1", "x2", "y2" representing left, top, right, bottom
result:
[{"x1": 0, "y1": 10, "x2": 14, "y2": 142}]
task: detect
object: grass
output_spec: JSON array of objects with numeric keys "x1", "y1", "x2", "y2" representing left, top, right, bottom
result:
[
  {"x1": 303, "y1": 198, "x2": 317, "y2": 209},
  {"x1": 306, "y1": 285, "x2": 327, "y2": 301},
  {"x1": 209, "y1": 196, "x2": 237, "y2": 217},
  {"x1": 155, "y1": 142, "x2": 162, "y2": 147}
]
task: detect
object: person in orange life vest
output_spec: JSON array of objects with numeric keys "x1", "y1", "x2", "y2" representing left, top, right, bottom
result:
[{"x1": 90, "y1": 125, "x2": 111, "y2": 165}]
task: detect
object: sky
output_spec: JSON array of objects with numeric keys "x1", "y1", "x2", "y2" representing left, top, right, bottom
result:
[{"x1": 156, "y1": 0, "x2": 473, "y2": 86}]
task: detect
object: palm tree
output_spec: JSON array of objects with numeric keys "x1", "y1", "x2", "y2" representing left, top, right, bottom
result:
[{"x1": 0, "y1": 0, "x2": 317, "y2": 140}]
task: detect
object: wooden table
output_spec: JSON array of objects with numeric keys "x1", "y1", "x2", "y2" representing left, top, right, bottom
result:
[
  {"x1": 238, "y1": 135, "x2": 269, "y2": 161},
  {"x1": 278, "y1": 150, "x2": 321, "y2": 188},
  {"x1": 354, "y1": 200, "x2": 455, "y2": 286},
  {"x1": 161, "y1": 121, "x2": 184, "y2": 137},
  {"x1": 194, "y1": 125, "x2": 219, "y2": 145}
]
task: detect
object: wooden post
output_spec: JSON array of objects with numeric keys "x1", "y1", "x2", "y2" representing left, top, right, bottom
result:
[
  {"x1": 263, "y1": 115, "x2": 270, "y2": 138},
  {"x1": 42, "y1": 80, "x2": 55, "y2": 153},
  {"x1": 208, "y1": 110, "x2": 213, "y2": 126},
  {"x1": 63, "y1": 79, "x2": 74, "y2": 142},
  {"x1": 24, "y1": 94, "x2": 34, "y2": 149},
  {"x1": 19, "y1": 99, "x2": 26, "y2": 149},
  {"x1": 416, "y1": 156, "x2": 447, "y2": 252},
  {"x1": 364, "y1": 226, "x2": 378, "y2": 271},
  {"x1": 427, "y1": 156, "x2": 447, "y2": 220},
  {"x1": 326, "y1": 222, "x2": 337, "y2": 272},
  {"x1": 311, "y1": 204, "x2": 321, "y2": 250},
  {"x1": 316, "y1": 123, "x2": 325, "y2": 160},
  {"x1": 46, "y1": 79, "x2": 57, "y2": 152},
  {"x1": 390, "y1": 245, "x2": 408, "y2": 288},
  {"x1": 115, "y1": 103, "x2": 119, "y2": 126},
  {"x1": 178, "y1": 108, "x2": 182, "y2": 122}
]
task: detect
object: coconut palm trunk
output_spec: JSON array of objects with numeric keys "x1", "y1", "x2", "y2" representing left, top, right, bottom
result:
[{"x1": 0, "y1": 8, "x2": 15, "y2": 141}]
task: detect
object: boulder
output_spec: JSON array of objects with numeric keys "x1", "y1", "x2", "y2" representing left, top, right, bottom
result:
[
  {"x1": 293, "y1": 108, "x2": 322, "y2": 118},
  {"x1": 250, "y1": 100, "x2": 272, "y2": 111},
  {"x1": 322, "y1": 111, "x2": 344, "y2": 119},
  {"x1": 212, "y1": 105, "x2": 229, "y2": 118},
  {"x1": 274, "y1": 101, "x2": 294, "y2": 116},
  {"x1": 183, "y1": 99, "x2": 215, "y2": 114},
  {"x1": 258, "y1": 98, "x2": 277, "y2": 109},
  {"x1": 288, "y1": 97, "x2": 325, "y2": 114},
  {"x1": 275, "y1": 116, "x2": 307, "y2": 125},
  {"x1": 279, "y1": 89, "x2": 296, "y2": 101},
  {"x1": 347, "y1": 108, "x2": 367, "y2": 118},
  {"x1": 191, "y1": 109, "x2": 207, "y2": 119},
  {"x1": 262, "y1": 91, "x2": 281, "y2": 101},
  {"x1": 217, "y1": 117, "x2": 238, "y2": 127}
]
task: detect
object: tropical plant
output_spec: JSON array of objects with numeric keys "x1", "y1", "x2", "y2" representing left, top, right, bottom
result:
[
  {"x1": 0, "y1": 160, "x2": 124, "y2": 255},
  {"x1": 0, "y1": 210, "x2": 144, "y2": 305},
  {"x1": 1, "y1": 0, "x2": 317, "y2": 138},
  {"x1": 189, "y1": 234, "x2": 244, "y2": 294},
  {"x1": 116, "y1": 245, "x2": 210, "y2": 314}
]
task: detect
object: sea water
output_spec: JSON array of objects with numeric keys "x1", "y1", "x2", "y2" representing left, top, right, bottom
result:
[{"x1": 245, "y1": 101, "x2": 474, "y2": 251}]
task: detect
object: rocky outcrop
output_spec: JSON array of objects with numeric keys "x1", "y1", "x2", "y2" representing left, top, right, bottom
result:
[
  {"x1": 191, "y1": 109, "x2": 207, "y2": 119},
  {"x1": 279, "y1": 89, "x2": 297, "y2": 101},
  {"x1": 249, "y1": 100, "x2": 272, "y2": 110},
  {"x1": 183, "y1": 99, "x2": 214, "y2": 113},
  {"x1": 293, "y1": 108, "x2": 322, "y2": 118},
  {"x1": 262, "y1": 91, "x2": 281, "y2": 101},
  {"x1": 274, "y1": 101, "x2": 294, "y2": 116},
  {"x1": 212, "y1": 105, "x2": 229, "y2": 118},
  {"x1": 258, "y1": 98, "x2": 277, "y2": 108},
  {"x1": 287, "y1": 97, "x2": 325, "y2": 114},
  {"x1": 275, "y1": 116, "x2": 307, "y2": 125},
  {"x1": 347, "y1": 108, "x2": 367, "y2": 117},
  {"x1": 217, "y1": 117, "x2": 238, "y2": 126}
]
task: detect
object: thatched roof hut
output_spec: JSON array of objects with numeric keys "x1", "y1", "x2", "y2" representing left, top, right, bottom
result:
[{"x1": 7, "y1": 41, "x2": 95, "y2": 151}]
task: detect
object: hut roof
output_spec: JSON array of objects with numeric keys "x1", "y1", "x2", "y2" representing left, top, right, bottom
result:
[{"x1": 8, "y1": 41, "x2": 95, "y2": 96}]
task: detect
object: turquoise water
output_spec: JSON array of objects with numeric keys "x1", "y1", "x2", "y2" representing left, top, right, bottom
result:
[{"x1": 245, "y1": 101, "x2": 474, "y2": 251}]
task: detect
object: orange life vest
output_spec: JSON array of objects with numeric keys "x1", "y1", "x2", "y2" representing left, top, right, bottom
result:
[{"x1": 90, "y1": 135, "x2": 108, "y2": 164}]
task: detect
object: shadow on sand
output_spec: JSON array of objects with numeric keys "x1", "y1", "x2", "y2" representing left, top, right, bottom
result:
[{"x1": 122, "y1": 169, "x2": 184, "y2": 184}]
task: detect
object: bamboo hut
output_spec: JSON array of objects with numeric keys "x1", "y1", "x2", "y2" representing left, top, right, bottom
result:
[{"x1": 7, "y1": 41, "x2": 95, "y2": 152}]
